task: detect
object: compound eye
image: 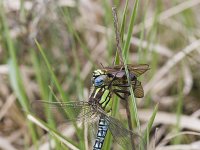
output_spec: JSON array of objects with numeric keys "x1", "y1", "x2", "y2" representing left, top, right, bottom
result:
[{"x1": 94, "y1": 76, "x2": 104, "y2": 87}]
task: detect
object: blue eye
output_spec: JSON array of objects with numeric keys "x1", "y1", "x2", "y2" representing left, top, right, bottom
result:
[{"x1": 94, "y1": 76, "x2": 104, "y2": 86}]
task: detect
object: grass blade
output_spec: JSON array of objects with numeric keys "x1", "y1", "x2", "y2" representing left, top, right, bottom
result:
[
  {"x1": 143, "y1": 104, "x2": 158, "y2": 148},
  {"x1": 0, "y1": 3, "x2": 38, "y2": 148},
  {"x1": 35, "y1": 40, "x2": 85, "y2": 148},
  {"x1": 27, "y1": 113, "x2": 79, "y2": 150}
]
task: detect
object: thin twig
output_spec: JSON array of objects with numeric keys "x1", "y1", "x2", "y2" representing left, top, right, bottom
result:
[{"x1": 112, "y1": 7, "x2": 124, "y2": 66}]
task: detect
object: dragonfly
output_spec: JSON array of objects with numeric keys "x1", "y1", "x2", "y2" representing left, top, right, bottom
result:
[
  {"x1": 92, "y1": 64, "x2": 150, "y2": 99},
  {"x1": 35, "y1": 64, "x2": 149, "y2": 150},
  {"x1": 91, "y1": 64, "x2": 149, "y2": 149}
]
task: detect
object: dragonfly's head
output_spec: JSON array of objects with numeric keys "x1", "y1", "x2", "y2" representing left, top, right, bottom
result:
[{"x1": 92, "y1": 69, "x2": 107, "y2": 87}]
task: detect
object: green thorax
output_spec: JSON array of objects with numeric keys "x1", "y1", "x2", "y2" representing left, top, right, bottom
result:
[{"x1": 89, "y1": 86, "x2": 113, "y2": 113}]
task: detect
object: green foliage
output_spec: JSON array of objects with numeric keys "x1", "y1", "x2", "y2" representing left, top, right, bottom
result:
[{"x1": 2, "y1": 0, "x2": 199, "y2": 149}]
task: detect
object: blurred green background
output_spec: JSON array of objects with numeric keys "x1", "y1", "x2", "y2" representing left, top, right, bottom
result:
[{"x1": 0, "y1": 0, "x2": 200, "y2": 150}]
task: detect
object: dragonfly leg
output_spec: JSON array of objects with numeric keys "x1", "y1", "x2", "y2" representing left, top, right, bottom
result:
[
  {"x1": 113, "y1": 89, "x2": 130, "y2": 94},
  {"x1": 113, "y1": 78, "x2": 138, "y2": 91},
  {"x1": 112, "y1": 83, "x2": 130, "y2": 87},
  {"x1": 113, "y1": 89, "x2": 130, "y2": 100},
  {"x1": 113, "y1": 91, "x2": 126, "y2": 100}
]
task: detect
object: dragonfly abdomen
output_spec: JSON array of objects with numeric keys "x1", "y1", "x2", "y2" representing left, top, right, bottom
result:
[{"x1": 93, "y1": 118, "x2": 109, "y2": 150}]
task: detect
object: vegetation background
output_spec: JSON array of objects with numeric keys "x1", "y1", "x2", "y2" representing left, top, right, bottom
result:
[{"x1": 0, "y1": 0, "x2": 200, "y2": 150}]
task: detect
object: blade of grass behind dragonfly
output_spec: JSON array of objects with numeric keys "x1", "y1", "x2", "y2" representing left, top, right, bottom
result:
[
  {"x1": 0, "y1": 3, "x2": 38, "y2": 149},
  {"x1": 121, "y1": 0, "x2": 140, "y2": 129},
  {"x1": 118, "y1": 1, "x2": 138, "y2": 148},
  {"x1": 120, "y1": 0, "x2": 143, "y2": 148},
  {"x1": 103, "y1": 2, "x2": 129, "y2": 149},
  {"x1": 35, "y1": 41, "x2": 84, "y2": 148}
]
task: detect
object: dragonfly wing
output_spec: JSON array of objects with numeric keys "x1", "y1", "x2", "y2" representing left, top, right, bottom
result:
[
  {"x1": 131, "y1": 80, "x2": 144, "y2": 98},
  {"x1": 104, "y1": 64, "x2": 149, "y2": 79},
  {"x1": 128, "y1": 64, "x2": 150, "y2": 77},
  {"x1": 31, "y1": 100, "x2": 96, "y2": 122},
  {"x1": 103, "y1": 115, "x2": 144, "y2": 149}
]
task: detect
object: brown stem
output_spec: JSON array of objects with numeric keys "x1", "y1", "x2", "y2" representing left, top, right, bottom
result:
[{"x1": 112, "y1": 7, "x2": 124, "y2": 66}]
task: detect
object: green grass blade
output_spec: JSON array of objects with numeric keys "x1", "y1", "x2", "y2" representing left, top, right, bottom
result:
[
  {"x1": 31, "y1": 48, "x2": 69, "y2": 149},
  {"x1": 173, "y1": 68, "x2": 184, "y2": 144},
  {"x1": 35, "y1": 41, "x2": 85, "y2": 149},
  {"x1": 1, "y1": 8, "x2": 28, "y2": 110},
  {"x1": 27, "y1": 113, "x2": 79, "y2": 150},
  {"x1": 120, "y1": 0, "x2": 129, "y2": 43},
  {"x1": 113, "y1": 0, "x2": 129, "y2": 65},
  {"x1": 0, "y1": 3, "x2": 38, "y2": 148},
  {"x1": 121, "y1": 0, "x2": 140, "y2": 130},
  {"x1": 104, "y1": 0, "x2": 140, "y2": 148},
  {"x1": 103, "y1": 5, "x2": 123, "y2": 149},
  {"x1": 9, "y1": 59, "x2": 39, "y2": 148},
  {"x1": 143, "y1": 104, "x2": 158, "y2": 148},
  {"x1": 35, "y1": 40, "x2": 67, "y2": 101},
  {"x1": 30, "y1": 48, "x2": 49, "y2": 100},
  {"x1": 122, "y1": 0, "x2": 139, "y2": 59}
]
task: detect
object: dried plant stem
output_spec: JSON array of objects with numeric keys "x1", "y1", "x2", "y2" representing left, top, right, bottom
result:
[{"x1": 112, "y1": 7, "x2": 124, "y2": 66}]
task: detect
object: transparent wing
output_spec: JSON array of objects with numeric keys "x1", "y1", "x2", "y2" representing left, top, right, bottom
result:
[
  {"x1": 88, "y1": 115, "x2": 101, "y2": 147},
  {"x1": 31, "y1": 100, "x2": 97, "y2": 122},
  {"x1": 102, "y1": 115, "x2": 145, "y2": 149},
  {"x1": 128, "y1": 64, "x2": 150, "y2": 77},
  {"x1": 104, "y1": 64, "x2": 149, "y2": 78}
]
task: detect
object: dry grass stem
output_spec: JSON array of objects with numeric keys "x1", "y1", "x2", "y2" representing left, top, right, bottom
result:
[
  {"x1": 0, "y1": 94, "x2": 16, "y2": 120},
  {"x1": 145, "y1": 39, "x2": 200, "y2": 94},
  {"x1": 0, "y1": 136, "x2": 17, "y2": 150},
  {"x1": 27, "y1": 114, "x2": 79, "y2": 150},
  {"x1": 136, "y1": 109, "x2": 200, "y2": 132},
  {"x1": 133, "y1": 0, "x2": 200, "y2": 34}
]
